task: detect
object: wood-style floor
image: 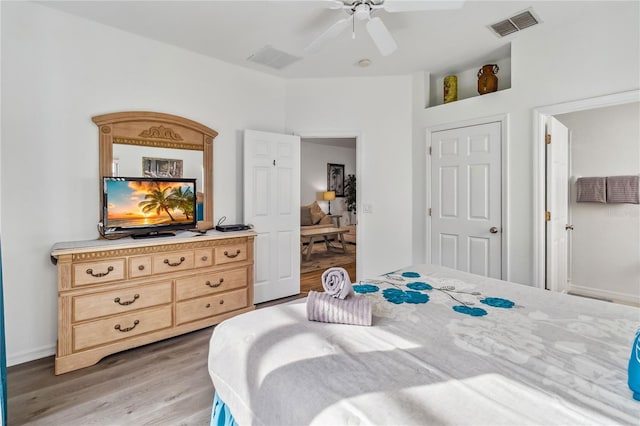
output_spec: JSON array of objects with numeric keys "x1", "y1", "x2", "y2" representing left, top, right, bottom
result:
[{"x1": 8, "y1": 261, "x2": 356, "y2": 426}]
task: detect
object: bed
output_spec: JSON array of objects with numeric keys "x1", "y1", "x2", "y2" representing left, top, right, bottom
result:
[{"x1": 208, "y1": 264, "x2": 639, "y2": 425}]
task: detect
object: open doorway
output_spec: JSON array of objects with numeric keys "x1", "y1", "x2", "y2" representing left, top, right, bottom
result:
[
  {"x1": 299, "y1": 137, "x2": 357, "y2": 293},
  {"x1": 533, "y1": 90, "x2": 639, "y2": 306}
]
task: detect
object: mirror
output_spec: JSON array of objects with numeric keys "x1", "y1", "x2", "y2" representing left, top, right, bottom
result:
[
  {"x1": 92, "y1": 111, "x2": 217, "y2": 229},
  {"x1": 112, "y1": 145, "x2": 203, "y2": 188}
]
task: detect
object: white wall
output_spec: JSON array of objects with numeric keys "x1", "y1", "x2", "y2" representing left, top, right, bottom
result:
[
  {"x1": 412, "y1": 1, "x2": 640, "y2": 286},
  {"x1": 300, "y1": 140, "x2": 356, "y2": 222},
  {"x1": 287, "y1": 76, "x2": 413, "y2": 278},
  {"x1": 556, "y1": 103, "x2": 640, "y2": 303},
  {"x1": 1, "y1": 2, "x2": 286, "y2": 365}
]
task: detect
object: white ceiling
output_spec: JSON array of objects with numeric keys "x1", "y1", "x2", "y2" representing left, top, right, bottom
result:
[{"x1": 38, "y1": 1, "x2": 581, "y2": 79}]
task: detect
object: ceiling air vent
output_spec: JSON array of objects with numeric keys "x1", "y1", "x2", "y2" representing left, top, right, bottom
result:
[
  {"x1": 489, "y1": 8, "x2": 541, "y2": 38},
  {"x1": 247, "y1": 45, "x2": 301, "y2": 70}
]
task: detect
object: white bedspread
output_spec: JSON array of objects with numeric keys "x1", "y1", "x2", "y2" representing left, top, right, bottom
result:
[{"x1": 208, "y1": 264, "x2": 640, "y2": 425}]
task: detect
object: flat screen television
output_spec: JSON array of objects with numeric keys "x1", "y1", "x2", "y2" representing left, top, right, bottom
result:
[{"x1": 102, "y1": 176, "x2": 197, "y2": 238}]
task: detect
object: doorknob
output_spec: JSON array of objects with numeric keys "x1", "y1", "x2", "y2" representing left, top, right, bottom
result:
[
  {"x1": 565, "y1": 224, "x2": 574, "y2": 230},
  {"x1": 489, "y1": 227, "x2": 499, "y2": 234}
]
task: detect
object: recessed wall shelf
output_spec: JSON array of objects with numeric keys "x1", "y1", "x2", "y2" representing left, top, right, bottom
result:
[{"x1": 427, "y1": 44, "x2": 512, "y2": 108}]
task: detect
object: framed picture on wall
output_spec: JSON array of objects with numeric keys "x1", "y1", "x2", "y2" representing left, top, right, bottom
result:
[
  {"x1": 142, "y1": 157, "x2": 183, "y2": 178},
  {"x1": 327, "y1": 163, "x2": 345, "y2": 197}
]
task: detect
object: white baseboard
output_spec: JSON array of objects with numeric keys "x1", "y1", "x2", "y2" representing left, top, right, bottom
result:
[
  {"x1": 568, "y1": 283, "x2": 640, "y2": 306},
  {"x1": 7, "y1": 344, "x2": 55, "y2": 367}
]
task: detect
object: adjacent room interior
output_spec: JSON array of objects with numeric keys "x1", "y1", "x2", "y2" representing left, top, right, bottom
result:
[{"x1": 300, "y1": 137, "x2": 357, "y2": 293}]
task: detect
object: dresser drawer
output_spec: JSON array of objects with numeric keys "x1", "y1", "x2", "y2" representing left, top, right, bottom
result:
[
  {"x1": 73, "y1": 305, "x2": 172, "y2": 351},
  {"x1": 194, "y1": 248, "x2": 213, "y2": 268},
  {"x1": 152, "y1": 250, "x2": 194, "y2": 274},
  {"x1": 129, "y1": 256, "x2": 152, "y2": 278},
  {"x1": 175, "y1": 268, "x2": 247, "y2": 301},
  {"x1": 73, "y1": 259, "x2": 126, "y2": 287},
  {"x1": 72, "y1": 281, "x2": 172, "y2": 322},
  {"x1": 175, "y1": 289, "x2": 247, "y2": 325},
  {"x1": 214, "y1": 243, "x2": 247, "y2": 265}
]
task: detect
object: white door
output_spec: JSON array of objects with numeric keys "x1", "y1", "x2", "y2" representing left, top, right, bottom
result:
[
  {"x1": 545, "y1": 117, "x2": 570, "y2": 292},
  {"x1": 430, "y1": 121, "x2": 502, "y2": 278},
  {"x1": 244, "y1": 130, "x2": 300, "y2": 303}
]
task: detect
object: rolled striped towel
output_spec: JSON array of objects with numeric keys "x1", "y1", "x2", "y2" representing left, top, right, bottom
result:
[
  {"x1": 321, "y1": 267, "x2": 353, "y2": 299},
  {"x1": 306, "y1": 291, "x2": 372, "y2": 326}
]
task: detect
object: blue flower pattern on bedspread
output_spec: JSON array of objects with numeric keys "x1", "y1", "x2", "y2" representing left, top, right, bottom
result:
[
  {"x1": 401, "y1": 272, "x2": 421, "y2": 278},
  {"x1": 382, "y1": 288, "x2": 430, "y2": 304},
  {"x1": 353, "y1": 284, "x2": 380, "y2": 294},
  {"x1": 481, "y1": 297, "x2": 515, "y2": 309},
  {"x1": 359, "y1": 270, "x2": 515, "y2": 317},
  {"x1": 453, "y1": 305, "x2": 488, "y2": 317},
  {"x1": 406, "y1": 282, "x2": 432, "y2": 291}
]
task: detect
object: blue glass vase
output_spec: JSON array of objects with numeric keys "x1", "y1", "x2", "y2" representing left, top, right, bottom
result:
[{"x1": 629, "y1": 329, "x2": 640, "y2": 401}]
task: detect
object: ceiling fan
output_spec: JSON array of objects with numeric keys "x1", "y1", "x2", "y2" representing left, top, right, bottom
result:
[{"x1": 305, "y1": 0, "x2": 465, "y2": 57}]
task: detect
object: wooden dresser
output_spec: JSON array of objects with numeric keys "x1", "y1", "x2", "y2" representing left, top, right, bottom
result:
[{"x1": 50, "y1": 230, "x2": 255, "y2": 375}]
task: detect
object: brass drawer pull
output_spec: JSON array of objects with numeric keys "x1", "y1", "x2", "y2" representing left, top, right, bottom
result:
[
  {"x1": 219, "y1": 299, "x2": 224, "y2": 305},
  {"x1": 164, "y1": 256, "x2": 186, "y2": 267},
  {"x1": 206, "y1": 278, "x2": 224, "y2": 288},
  {"x1": 114, "y1": 320, "x2": 139, "y2": 333},
  {"x1": 201, "y1": 255, "x2": 208, "y2": 261},
  {"x1": 86, "y1": 266, "x2": 114, "y2": 278},
  {"x1": 224, "y1": 250, "x2": 241, "y2": 259},
  {"x1": 206, "y1": 303, "x2": 211, "y2": 308},
  {"x1": 138, "y1": 265, "x2": 145, "y2": 271},
  {"x1": 114, "y1": 294, "x2": 139, "y2": 306}
]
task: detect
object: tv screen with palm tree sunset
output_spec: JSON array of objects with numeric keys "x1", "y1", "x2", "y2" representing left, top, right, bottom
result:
[{"x1": 104, "y1": 177, "x2": 196, "y2": 231}]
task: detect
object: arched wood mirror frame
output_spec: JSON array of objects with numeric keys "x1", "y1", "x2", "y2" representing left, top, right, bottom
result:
[{"x1": 92, "y1": 111, "x2": 217, "y2": 229}]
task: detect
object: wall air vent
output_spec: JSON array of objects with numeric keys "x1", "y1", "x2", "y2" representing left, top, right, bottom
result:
[
  {"x1": 247, "y1": 45, "x2": 301, "y2": 70},
  {"x1": 489, "y1": 8, "x2": 541, "y2": 38}
]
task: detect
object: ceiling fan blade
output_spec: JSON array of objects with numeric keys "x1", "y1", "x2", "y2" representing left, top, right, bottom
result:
[
  {"x1": 326, "y1": 0, "x2": 346, "y2": 9},
  {"x1": 366, "y1": 17, "x2": 397, "y2": 56},
  {"x1": 305, "y1": 15, "x2": 353, "y2": 54},
  {"x1": 382, "y1": 0, "x2": 465, "y2": 13}
]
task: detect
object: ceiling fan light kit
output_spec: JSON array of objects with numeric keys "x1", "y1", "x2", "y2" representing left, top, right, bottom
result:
[{"x1": 306, "y1": 0, "x2": 465, "y2": 57}]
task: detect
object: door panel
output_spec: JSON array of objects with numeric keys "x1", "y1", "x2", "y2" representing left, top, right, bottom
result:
[
  {"x1": 468, "y1": 236, "x2": 490, "y2": 276},
  {"x1": 468, "y1": 164, "x2": 489, "y2": 219},
  {"x1": 431, "y1": 121, "x2": 502, "y2": 279},
  {"x1": 244, "y1": 130, "x2": 300, "y2": 303},
  {"x1": 545, "y1": 117, "x2": 570, "y2": 292},
  {"x1": 440, "y1": 167, "x2": 459, "y2": 217},
  {"x1": 440, "y1": 234, "x2": 458, "y2": 269}
]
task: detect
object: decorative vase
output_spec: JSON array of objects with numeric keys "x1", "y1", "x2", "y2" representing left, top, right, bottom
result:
[
  {"x1": 477, "y1": 64, "x2": 499, "y2": 95},
  {"x1": 443, "y1": 75, "x2": 457, "y2": 104}
]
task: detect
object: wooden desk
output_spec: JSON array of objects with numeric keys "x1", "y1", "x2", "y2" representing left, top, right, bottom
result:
[{"x1": 300, "y1": 226, "x2": 350, "y2": 261}]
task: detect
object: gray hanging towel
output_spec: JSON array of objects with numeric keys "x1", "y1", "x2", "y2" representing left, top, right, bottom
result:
[
  {"x1": 576, "y1": 177, "x2": 607, "y2": 203},
  {"x1": 606, "y1": 175, "x2": 639, "y2": 204}
]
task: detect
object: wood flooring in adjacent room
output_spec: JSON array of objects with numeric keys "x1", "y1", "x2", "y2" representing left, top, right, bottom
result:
[{"x1": 8, "y1": 261, "x2": 355, "y2": 426}]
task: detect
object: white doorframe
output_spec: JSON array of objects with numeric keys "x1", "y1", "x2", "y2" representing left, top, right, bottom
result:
[
  {"x1": 295, "y1": 130, "x2": 363, "y2": 281},
  {"x1": 532, "y1": 89, "x2": 640, "y2": 289},
  {"x1": 426, "y1": 113, "x2": 510, "y2": 280}
]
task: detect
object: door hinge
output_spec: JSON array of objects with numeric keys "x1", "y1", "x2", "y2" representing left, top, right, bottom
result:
[
  {"x1": 428, "y1": 208, "x2": 432, "y2": 216},
  {"x1": 545, "y1": 211, "x2": 551, "y2": 221},
  {"x1": 429, "y1": 146, "x2": 432, "y2": 155},
  {"x1": 545, "y1": 134, "x2": 551, "y2": 144}
]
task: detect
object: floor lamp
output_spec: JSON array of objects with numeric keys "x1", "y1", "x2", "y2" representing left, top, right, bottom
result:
[{"x1": 323, "y1": 191, "x2": 336, "y2": 214}]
